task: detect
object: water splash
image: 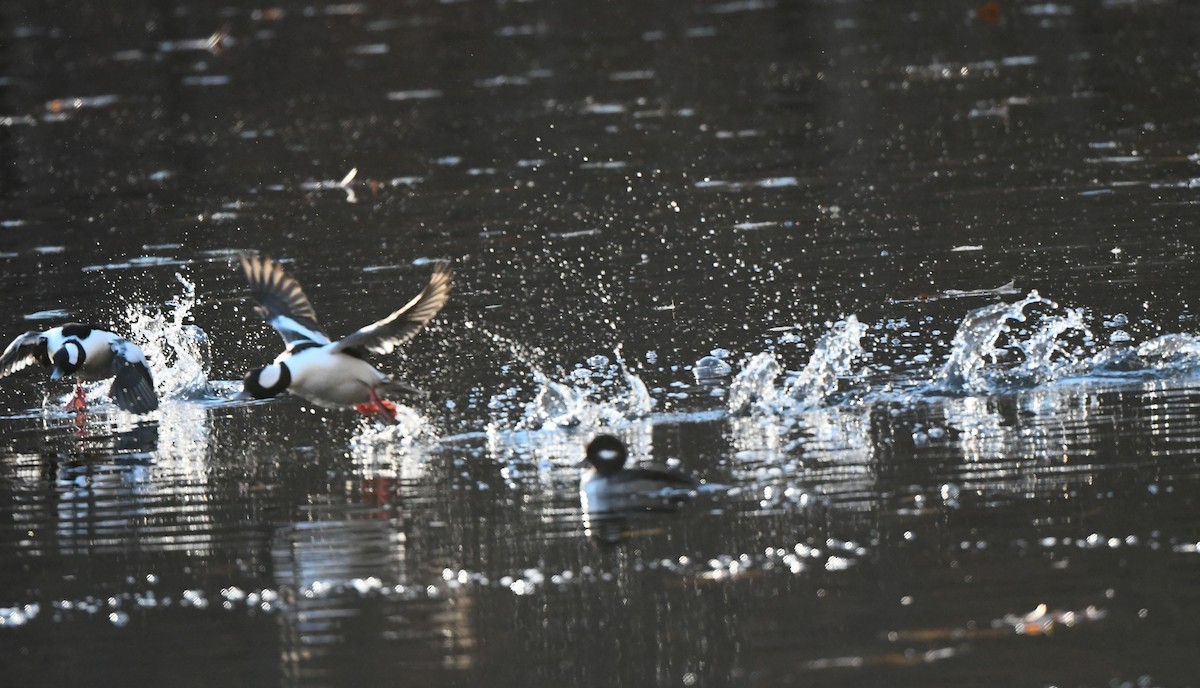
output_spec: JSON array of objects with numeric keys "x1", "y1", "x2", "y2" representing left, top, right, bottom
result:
[
  {"x1": 525, "y1": 371, "x2": 590, "y2": 429},
  {"x1": 353, "y1": 405, "x2": 431, "y2": 446},
  {"x1": 728, "y1": 316, "x2": 867, "y2": 415},
  {"x1": 1075, "y1": 332, "x2": 1200, "y2": 379},
  {"x1": 934, "y1": 292, "x2": 1048, "y2": 392},
  {"x1": 727, "y1": 352, "x2": 782, "y2": 415},
  {"x1": 477, "y1": 325, "x2": 653, "y2": 432},
  {"x1": 782, "y1": 315, "x2": 868, "y2": 406},
  {"x1": 1002, "y1": 306, "x2": 1091, "y2": 386},
  {"x1": 613, "y1": 345, "x2": 654, "y2": 419},
  {"x1": 125, "y1": 273, "x2": 212, "y2": 401},
  {"x1": 932, "y1": 292, "x2": 1090, "y2": 394},
  {"x1": 1130, "y1": 334, "x2": 1200, "y2": 370},
  {"x1": 349, "y1": 405, "x2": 434, "y2": 480},
  {"x1": 521, "y1": 346, "x2": 653, "y2": 430}
]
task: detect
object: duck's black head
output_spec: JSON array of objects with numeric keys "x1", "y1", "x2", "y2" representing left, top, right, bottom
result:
[
  {"x1": 584, "y1": 435, "x2": 628, "y2": 476},
  {"x1": 241, "y1": 363, "x2": 291, "y2": 399},
  {"x1": 50, "y1": 341, "x2": 86, "y2": 380}
]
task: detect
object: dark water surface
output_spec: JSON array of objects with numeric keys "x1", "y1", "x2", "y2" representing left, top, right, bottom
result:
[{"x1": 3, "y1": 0, "x2": 1200, "y2": 686}]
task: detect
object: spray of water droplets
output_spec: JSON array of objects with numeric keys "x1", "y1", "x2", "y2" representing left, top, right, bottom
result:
[{"x1": 125, "y1": 273, "x2": 213, "y2": 401}]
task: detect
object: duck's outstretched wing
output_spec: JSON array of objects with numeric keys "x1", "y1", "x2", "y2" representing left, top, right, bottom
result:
[
  {"x1": 332, "y1": 261, "x2": 453, "y2": 357},
  {"x1": 108, "y1": 339, "x2": 159, "y2": 414},
  {"x1": 0, "y1": 331, "x2": 48, "y2": 379},
  {"x1": 239, "y1": 253, "x2": 331, "y2": 348}
]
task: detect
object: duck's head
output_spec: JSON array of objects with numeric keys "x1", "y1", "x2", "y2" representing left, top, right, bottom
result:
[
  {"x1": 239, "y1": 362, "x2": 291, "y2": 400},
  {"x1": 49, "y1": 341, "x2": 86, "y2": 380},
  {"x1": 582, "y1": 435, "x2": 628, "y2": 476}
]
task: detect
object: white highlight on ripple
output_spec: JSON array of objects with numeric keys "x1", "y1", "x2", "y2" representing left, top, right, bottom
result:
[{"x1": 387, "y1": 89, "x2": 443, "y2": 101}]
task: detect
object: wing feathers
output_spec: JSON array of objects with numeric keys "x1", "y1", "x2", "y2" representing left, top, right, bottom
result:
[
  {"x1": 0, "y1": 331, "x2": 47, "y2": 379},
  {"x1": 108, "y1": 339, "x2": 159, "y2": 413},
  {"x1": 333, "y1": 261, "x2": 453, "y2": 356},
  {"x1": 239, "y1": 254, "x2": 330, "y2": 347},
  {"x1": 109, "y1": 358, "x2": 159, "y2": 413}
]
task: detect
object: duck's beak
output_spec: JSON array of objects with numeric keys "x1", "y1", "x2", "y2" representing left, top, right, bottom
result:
[
  {"x1": 50, "y1": 367, "x2": 65, "y2": 381},
  {"x1": 231, "y1": 389, "x2": 252, "y2": 401}
]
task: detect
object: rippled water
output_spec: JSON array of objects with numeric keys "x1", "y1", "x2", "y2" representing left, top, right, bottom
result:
[{"x1": 4, "y1": 0, "x2": 1200, "y2": 686}]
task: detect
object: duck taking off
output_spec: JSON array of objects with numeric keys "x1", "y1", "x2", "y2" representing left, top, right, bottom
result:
[
  {"x1": 0, "y1": 324, "x2": 159, "y2": 414},
  {"x1": 236, "y1": 253, "x2": 452, "y2": 423}
]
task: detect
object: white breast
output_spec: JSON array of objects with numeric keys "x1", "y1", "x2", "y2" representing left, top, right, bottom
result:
[{"x1": 285, "y1": 347, "x2": 387, "y2": 407}]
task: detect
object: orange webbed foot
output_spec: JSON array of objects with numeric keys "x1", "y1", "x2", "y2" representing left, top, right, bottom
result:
[{"x1": 355, "y1": 398, "x2": 399, "y2": 424}]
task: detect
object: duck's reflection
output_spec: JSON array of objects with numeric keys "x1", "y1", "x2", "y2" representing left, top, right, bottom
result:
[
  {"x1": 12, "y1": 400, "x2": 218, "y2": 559},
  {"x1": 271, "y1": 436, "x2": 478, "y2": 687},
  {"x1": 272, "y1": 505, "x2": 408, "y2": 686}
]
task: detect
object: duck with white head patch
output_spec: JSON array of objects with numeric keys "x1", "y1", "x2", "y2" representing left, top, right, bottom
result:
[
  {"x1": 0, "y1": 323, "x2": 159, "y2": 414},
  {"x1": 236, "y1": 253, "x2": 452, "y2": 423},
  {"x1": 579, "y1": 434, "x2": 702, "y2": 514}
]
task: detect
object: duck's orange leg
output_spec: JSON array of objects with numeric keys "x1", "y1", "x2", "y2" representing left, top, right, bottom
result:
[
  {"x1": 66, "y1": 385, "x2": 87, "y2": 411},
  {"x1": 354, "y1": 389, "x2": 399, "y2": 424}
]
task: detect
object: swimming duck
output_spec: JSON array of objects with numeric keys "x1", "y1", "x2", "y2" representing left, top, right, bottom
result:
[
  {"x1": 0, "y1": 324, "x2": 158, "y2": 414},
  {"x1": 580, "y1": 434, "x2": 701, "y2": 511},
  {"x1": 236, "y1": 254, "x2": 452, "y2": 422}
]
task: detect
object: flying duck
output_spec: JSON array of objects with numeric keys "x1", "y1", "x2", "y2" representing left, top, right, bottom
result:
[{"x1": 236, "y1": 254, "x2": 452, "y2": 423}]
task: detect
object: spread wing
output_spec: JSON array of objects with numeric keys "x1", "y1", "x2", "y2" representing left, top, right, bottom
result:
[
  {"x1": 0, "y1": 331, "x2": 48, "y2": 379},
  {"x1": 108, "y1": 339, "x2": 159, "y2": 414},
  {"x1": 239, "y1": 253, "x2": 331, "y2": 348},
  {"x1": 332, "y1": 261, "x2": 453, "y2": 356}
]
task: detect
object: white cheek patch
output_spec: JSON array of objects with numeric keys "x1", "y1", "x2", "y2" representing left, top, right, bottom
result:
[
  {"x1": 259, "y1": 365, "x2": 282, "y2": 388},
  {"x1": 66, "y1": 345, "x2": 81, "y2": 366},
  {"x1": 598, "y1": 449, "x2": 619, "y2": 460}
]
